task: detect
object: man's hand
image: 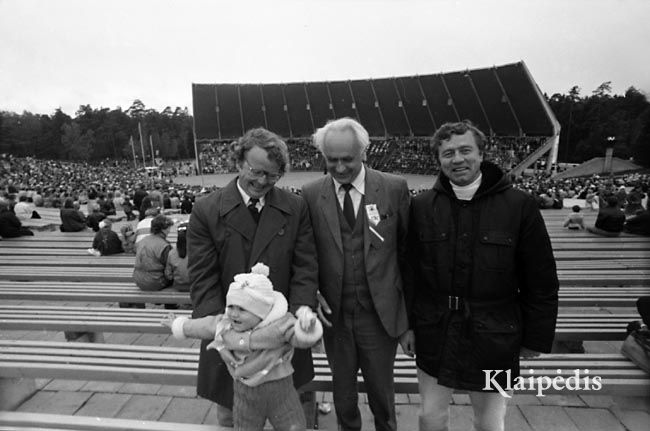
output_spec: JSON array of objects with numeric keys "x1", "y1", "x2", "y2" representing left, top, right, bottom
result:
[
  {"x1": 316, "y1": 291, "x2": 332, "y2": 327},
  {"x1": 399, "y1": 329, "x2": 415, "y2": 357},
  {"x1": 519, "y1": 347, "x2": 541, "y2": 358}
]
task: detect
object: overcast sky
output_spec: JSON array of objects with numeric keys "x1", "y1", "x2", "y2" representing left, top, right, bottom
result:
[{"x1": 1, "y1": 0, "x2": 649, "y2": 116}]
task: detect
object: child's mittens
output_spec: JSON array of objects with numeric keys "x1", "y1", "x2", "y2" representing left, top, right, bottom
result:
[
  {"x1": 294, "y1": 306, "x2": 323, "y2": 346},
  {"x1": 168, "y1": 315, "x2": 189, "y2": 340}
]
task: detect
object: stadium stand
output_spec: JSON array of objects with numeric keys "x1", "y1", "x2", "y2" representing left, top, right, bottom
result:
[{"x1": 192, "y1": 61, "x2": 562, "y2": 176}]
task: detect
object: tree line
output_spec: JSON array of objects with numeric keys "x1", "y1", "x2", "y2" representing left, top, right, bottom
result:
[
  {"x1": 0, "y1": 100, "x2": 194, "y2": 163},
  {"x1": 547, "y1": 83, "x2": 650, "y2": 166},
  {"x1": 1, "y1": 84, "x2": 649, "y2": 167}
]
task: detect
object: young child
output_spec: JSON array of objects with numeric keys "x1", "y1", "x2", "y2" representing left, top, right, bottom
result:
[
  {"x1": 162, "y1": 263, "x2": 322, "y2": 431},
  {"x1": 563, "y1": 205, "x2": 586, "y2": 230}
]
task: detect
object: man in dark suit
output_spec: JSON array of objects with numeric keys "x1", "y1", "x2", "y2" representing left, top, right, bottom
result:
[
  {"x1": 302, "y1": 118, "x2": 413, "y2": 431},
  {"x1": 188, "y1": 128, "x2": 319, "y2": 426}
]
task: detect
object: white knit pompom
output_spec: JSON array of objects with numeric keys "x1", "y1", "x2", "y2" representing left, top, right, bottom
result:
[{"x1": 250, "y1": 262, "x2": 270, "y2": 277}]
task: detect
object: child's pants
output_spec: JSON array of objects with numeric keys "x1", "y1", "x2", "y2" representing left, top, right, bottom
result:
[{"x1": 233, "y1": 375, "x2": 306, "y2": 431}]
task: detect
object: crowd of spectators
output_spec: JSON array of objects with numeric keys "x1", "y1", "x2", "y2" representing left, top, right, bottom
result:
[
  {"x1": 195, "y1": 135, "x2": 545, "y2": 177},
  {"x1": 1, "y1": 148, "x2": 648, "y2": 240}
]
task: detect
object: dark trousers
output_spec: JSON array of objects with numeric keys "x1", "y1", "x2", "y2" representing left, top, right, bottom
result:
[{"x1": 323, "y1": 301, "x2": 398, "y2": 431}]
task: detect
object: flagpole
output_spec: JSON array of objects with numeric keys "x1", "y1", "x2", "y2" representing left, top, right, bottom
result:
[
  {"x1": 129, "y1": 136, "x2": 137, "y2": 170},
  {"x1": 149, "y1": 135, "x2": 155, "y2": 166},
  {"x1": 191, "y1": 84, "x2": 203, "y2": 185},
  {"x1": 138, "y1": 122, "x2": 146, "y2": 168}
]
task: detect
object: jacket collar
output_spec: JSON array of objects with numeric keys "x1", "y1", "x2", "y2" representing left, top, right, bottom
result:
[
  {"x1": 220, "y1": 177, "x2": 292, "y2": 218},
  {"x1": 434, "y1": 161, "x2": 510, "y2": 199}
]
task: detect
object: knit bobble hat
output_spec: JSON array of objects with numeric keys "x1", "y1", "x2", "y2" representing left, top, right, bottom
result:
[{"x1": 226, "y1": 263, "x2": 276, "y2": 319}]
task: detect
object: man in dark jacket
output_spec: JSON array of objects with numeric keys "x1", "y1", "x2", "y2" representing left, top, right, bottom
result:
[
  {"x1": 587, "y1": 195, "x2": 625, "y2": 236},
  {"x1": 188, "y1": 128, "x2": 318, "y2": 427},
  {"x1": 405, "y1": 121, "x2": 559, "y2": 431}
]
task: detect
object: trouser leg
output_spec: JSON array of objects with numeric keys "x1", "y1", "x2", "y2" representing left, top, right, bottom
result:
[
  {"x1": 356, "y1": 306, "x2": 398, "y2": 431},
  {"x1": 216, "y1": 403, "x2": 234, "y2": 428},
  {"x1": 232, "y1": 382, "x2": 265, "y2": 431},
  {"x1": 323, "y1": 311, "x2": 361, "y2": 431},
  {"x1": 267, "y1": 376, "x2": 307, "y2": 431}
]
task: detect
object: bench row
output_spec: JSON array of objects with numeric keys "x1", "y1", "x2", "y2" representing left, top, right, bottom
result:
[
  {"x1": 2, "y1": 247, "x2": 647, "y2": 263},
  {"x1": 2, "y1": 266, "x2": 648, "y2": 285},
  {"x1": 2, "y1": 255, "x2": 649, "y2": 271},
  {"x1": 1, "y1": 340, "x2": 648, "y2": 396},
  {"x1": 0, "y1": 305, "x2": 640, "y2": 341},
  {"x1": 1, "y1": 281, "x2": 647, "y2": 307}
]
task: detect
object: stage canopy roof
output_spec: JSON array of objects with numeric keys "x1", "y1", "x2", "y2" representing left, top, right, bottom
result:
[{"x1": 192, "y1": 61, "x2": 558, "y2": 140}]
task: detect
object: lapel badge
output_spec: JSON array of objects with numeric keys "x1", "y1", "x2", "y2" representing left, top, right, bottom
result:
[{"x1": 365, "y1": 204, "x2": 380, "y2": 226}]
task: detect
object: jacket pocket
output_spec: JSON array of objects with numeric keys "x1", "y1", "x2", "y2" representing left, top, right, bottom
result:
[
  {"x1": 414, "y1": 309, "x2": 447, "y2": 361},
  {"x1": 477, "y1": 230, "x2": 515, "y2": 271},
  {"x1": 418, "y1": 230, "x2": 449, "y2": 269},
  {"x1": 471, "y1": 311, "x2": 521, "y2": 370}
]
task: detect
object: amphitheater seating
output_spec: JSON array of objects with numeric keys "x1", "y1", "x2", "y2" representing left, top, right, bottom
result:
[
  {"x1": 0, "y1": 281, "x2": 646, "y2": 309},
  {"x1": 1, "y1": 207, "x2": 648, "y2": 428},
  {"x1": 0, "y1": 304, "x2": 639, "y2": 341},
  {"x1": 0, "y1": 412, "x2": 220, "y2": 431},
  {"x1": 2, "y1": 340, "x2": 648, "y2": 396}
]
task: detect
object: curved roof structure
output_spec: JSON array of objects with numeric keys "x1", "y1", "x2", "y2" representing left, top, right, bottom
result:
[{"x1": 192, "y1": 60, "x2": 559, "y2": 140}]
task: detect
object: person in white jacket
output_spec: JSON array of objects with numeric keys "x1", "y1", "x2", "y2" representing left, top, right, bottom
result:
[{"x1": 163, "y1": 263, "x2": 322, "y2": 431}]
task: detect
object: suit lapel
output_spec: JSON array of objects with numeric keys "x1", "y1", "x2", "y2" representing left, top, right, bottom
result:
[
  {"x1": 319, "y1": 176, "x2": 343, "y2": 253},
  {"x1": 221, "y1": 178, "x2": 256, "y2": 242},
  {"x1": 248, "y1": 187, "x2": 289, "y2": 267},
  {"x1": 363, "y1": 168, "x2": 382, "y2": 257}
]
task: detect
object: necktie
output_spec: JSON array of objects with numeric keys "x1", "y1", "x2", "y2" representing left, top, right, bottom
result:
[
  {"x1": 341, "y1": 184, "x2": 356, "y2": 228},
  {"x1": 248, "y1": 198, "x2": 260, "y2": 224}
]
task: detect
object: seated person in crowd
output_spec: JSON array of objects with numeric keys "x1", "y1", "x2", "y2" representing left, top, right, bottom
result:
[
  {"x1": 60, "y1": 198, "x2": 87, "y2": 232},
  {"x1": 139, "y1": 196, "x2": 155, "y2": 221},
  {"x1": 164, "y1": 221, "x2": 190, "y2": 292},
  {"x1": 87, "y1": 219, "x2": 124, "y2": 256},
  {"x1": 120, "y1": 224, "x2": 137, "y2": 254},
  {"x1": 0, "y1": 200, "x2": 34, "y2": 238},
  {"x1": 133, "y1": 214, "x2": 174, "y2": 291},
  {"x1": 563, "y1": 205, "x2": 585, "y2": 230},
  {"x1": 86, "y1": 206, "x2": 106, "y2": 232},
  {"x1": 99, "y1": 194, "x2": 117, "y2": 216},
  {"x1": 624, "y1": 184, "x2": 646, "y2": 216},
  {"x1": 624, "y1": 209, "x2": 650, "y2": 236},
  {"x1": 180, "y1": 194, "x2": 193, "y2": 214},
  {"x1": 587, "y1": 195, "x2": 626, "y2": 237},
  {"x1": 162, "y1": 263, "x2": 322, "y2": 431},
  {"x1": 122, "y1": 197, "x2": 136, "y2": 221},
  {"x1": 135, "y1": 207, "x2": 160, "y2": 243},
  {"x1": 13, "y1": 195, "x2": 39, "y2": 220}
]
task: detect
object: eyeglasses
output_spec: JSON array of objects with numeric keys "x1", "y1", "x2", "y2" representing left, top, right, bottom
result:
[{"x1": 245, "y1": 164, "x2": 282, "y2": 182}]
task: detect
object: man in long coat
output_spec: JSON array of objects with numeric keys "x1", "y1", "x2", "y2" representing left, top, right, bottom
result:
[
  {"x1": 405, "y1": 121, "x2": 559, "y2": 431},
  {"x1": 188, "y1": 128, "x2": 318, "y2": 426}
]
